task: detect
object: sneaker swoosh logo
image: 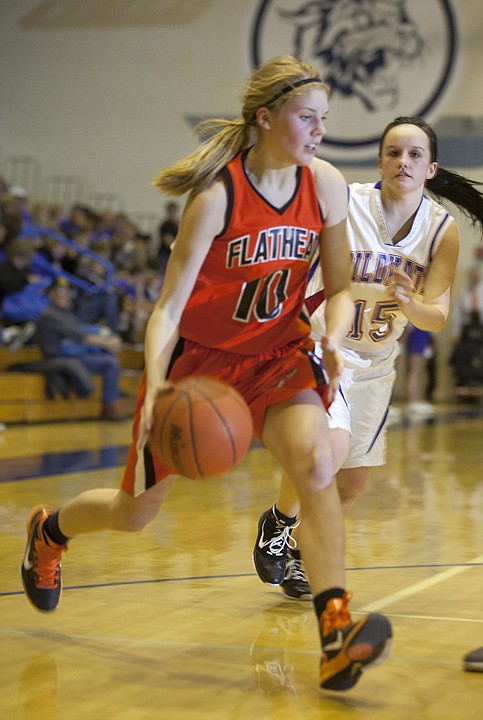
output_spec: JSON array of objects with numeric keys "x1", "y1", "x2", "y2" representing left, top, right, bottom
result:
[
  {"x1": 22, "y1": 551, "x2": 34, "y2": 571},
  {"x1": 257, "y1": 518, "x2": 276, "y2": 549},
  {"x1": 323, "y1": 630, "x2": 344, "y2": 653}
]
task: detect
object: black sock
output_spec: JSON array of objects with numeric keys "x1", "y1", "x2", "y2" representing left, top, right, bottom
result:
[
  {"x1": 272, "y1": 505, "x2": 297, "y2": 525},
  {"x1": 43, "y1": 511, "x2": 70, "y2": 546},
  {"x1": 313, "y1": 588, "x2": 346, "y2": 622}
]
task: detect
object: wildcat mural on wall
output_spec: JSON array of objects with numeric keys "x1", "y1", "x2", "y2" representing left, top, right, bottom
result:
[{"x1": 251, "y1": 0, "x2": 458, "y2": 161}]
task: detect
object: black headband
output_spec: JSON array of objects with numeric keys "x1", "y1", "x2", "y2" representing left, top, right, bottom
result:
[{"x1": 266, "y1": 77, "x2": 323, "y2": 105}]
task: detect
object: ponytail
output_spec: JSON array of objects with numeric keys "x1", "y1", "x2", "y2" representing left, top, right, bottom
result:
[
  {"x1": 427, "y1": 167, "x2": 483, "y2": 234},
  {"x1": 152, "y1": 117, "x2": 251, "y2": 197}
]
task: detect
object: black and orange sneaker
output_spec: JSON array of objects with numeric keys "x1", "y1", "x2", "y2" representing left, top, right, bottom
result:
[
  {"x1": 21, "y1": 506, "x2": 66, "y2": 612},
  {"x1": 319, "y1": 592, "x2": 392, "y2": 691}
]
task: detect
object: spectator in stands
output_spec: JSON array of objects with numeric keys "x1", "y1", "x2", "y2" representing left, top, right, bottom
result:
[
  {"x1": 71, "y1": 237, "x2": 120, "y2": 333},
  {"x1": 38, "y1": 278, "x2": 126, "y2": 421},
  {"x1": 405, "y1": 325, "x2": 436, "y2": 416},
  {"x1": 9, "y1": 185, "x2": 34, "y2": 223},
  {"x1": 0, "y1": 202, "x2": 23, "y2": 258},
  {"x1": 452, "y1": 263, "x2": 483, "y2": 342},
  {"x1": 0, "y1": 238, "x2": 30, "y2": 300},
  {"x1": 109, "y1": 213, "x2": 139, "y2": 270},
  {"x1": 156, "y1": 201, "x2": 179, "y2": 275},
  {"x1": 0, "y1": 237, "x2": 53, "y2": 331},
  {"x1": 450, "y1": 309, "x2": 483, "y2": 390},
  {"x1": 116, "y1": 242, "x2": 161, "y2": 343},
  {"x1": 59, "y1": 204, "x2": 93, "y2": 238},
  {"x1": 31, "y1": 201, "x2": 63, "y2": 233}
]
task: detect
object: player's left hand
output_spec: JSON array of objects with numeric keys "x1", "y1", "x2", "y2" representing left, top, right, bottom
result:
[
  {"x1": 320, "y1": 335, "x2": 344, "y2": 407},
  {"x1": 388, "y1": 267, "x2": 415, "y2": 305}
]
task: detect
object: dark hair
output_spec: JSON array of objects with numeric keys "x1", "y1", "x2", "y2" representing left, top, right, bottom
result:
[{"x1": 379, "y1": 116, "x2": 483, "y2": 234}]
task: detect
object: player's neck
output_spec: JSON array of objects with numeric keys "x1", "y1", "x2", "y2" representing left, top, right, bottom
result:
[
  {"x1": 244, "y1": 148, "x2": 297, "y2": 207},
  {"x1": 380, "y1": 187, "x2": 423, "y2": 243}
]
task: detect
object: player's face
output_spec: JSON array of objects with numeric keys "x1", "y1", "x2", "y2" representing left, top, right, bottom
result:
[
  {"x1": 266, "y1": 88, "x2": 329, "y2": 166},
  {"x1": 378, "y1": 124, "x2": 438, "y2": 192}
]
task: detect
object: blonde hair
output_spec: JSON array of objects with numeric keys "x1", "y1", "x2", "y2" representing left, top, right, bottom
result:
[{"x1": 152, "y1": 55, "x2": 328, "y2": 197}]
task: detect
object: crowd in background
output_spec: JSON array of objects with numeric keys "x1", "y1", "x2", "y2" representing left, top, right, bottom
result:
[
  {"x1": 0, "y1": 175, "x2": 179, "y2": 346},
  {"x1": 0, "y1": 175, "x2": 180, "y2": 419}
]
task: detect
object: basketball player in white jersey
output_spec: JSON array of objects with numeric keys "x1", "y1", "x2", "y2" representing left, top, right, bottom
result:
[{"x1": 253, "y1": 116, "x2": 483, "y2": 601}]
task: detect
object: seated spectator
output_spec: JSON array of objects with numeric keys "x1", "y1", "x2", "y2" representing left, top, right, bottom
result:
[
  {"x1": 452, "y1": 264, "x2": 483, "y2": 343},
  {"x1": 59, "y1": 204, "x2": 93, "y2": 238},
  {"x1": 115, "y1": 241, "x2": 161, "y2": 343},
  {"x1": 8, "y1": 186, "x2": 34, "y2": 225},
  {"x1": 0, "y1": 238, "x2": 50, "y2": 323},
  {"x1": 0, "y1": 202, "x2": 23, "y2": 259},
  {"x1": 155, "y1": 201, "x2": 179, "y2": 275},
  {"x1": 71, "y1": 238, "x2": 120, "y2": 333},
  {"x1": 37, "y1": 278, "x2": 126, "y2": 421},
  {"x1": 31, "y1": 200, "x2": 63, "y2": 233},
  {"x1": 450, "y1": 310, "x2": 483, "y2": 390},
  {"x1": 405, "y1": 326, "x2": 436, "y2": 416}
]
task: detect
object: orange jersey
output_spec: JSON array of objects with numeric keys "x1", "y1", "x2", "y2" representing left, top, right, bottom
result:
[{"x1": 178, "y1": 150, "x2": 323, "y2": 354}]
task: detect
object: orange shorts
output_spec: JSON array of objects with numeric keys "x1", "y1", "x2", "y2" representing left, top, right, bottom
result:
[{"x1": 121, "y1": 336, "x2": 327, "y2": 496}]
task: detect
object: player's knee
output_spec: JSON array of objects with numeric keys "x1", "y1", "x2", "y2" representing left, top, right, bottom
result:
[
  {"x1": 120, "y1": 513, "x2": 151, "y2": 533},
  {"x1": 337, "y1": 469, "x2": 368, "y2": 513},
  {"x1": 294, "y1": 448, "x2": 334, "y2": 495},
  {"x1": 111, "y1": 499, "x2": 157, "y2": 532}
]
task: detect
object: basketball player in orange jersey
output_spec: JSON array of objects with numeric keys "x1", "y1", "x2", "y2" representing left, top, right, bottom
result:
[{"x1": 21, "y1": 55, "x2": 393, "y2": 693}]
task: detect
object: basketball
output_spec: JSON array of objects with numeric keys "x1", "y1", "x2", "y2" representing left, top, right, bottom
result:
[{"x1": 149, "y1": 375, "x2": 253, "y2": 479}]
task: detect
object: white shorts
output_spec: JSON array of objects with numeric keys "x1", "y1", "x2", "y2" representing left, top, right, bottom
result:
[{"x1": 316, "y1": 343, "x2": 399, "y2": 468}]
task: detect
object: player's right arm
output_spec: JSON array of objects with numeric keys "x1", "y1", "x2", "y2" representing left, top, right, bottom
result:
[
  {"x1": 310, "y1": 159, "x2": 354, "y2": 402},
  {"x1": 138, "y1": 179, "x2": 228, "y2": 449}
]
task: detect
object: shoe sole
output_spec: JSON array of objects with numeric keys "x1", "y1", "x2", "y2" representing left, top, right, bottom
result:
[
  {"x1": 464, "y1": 662, "x2": 483, "y2": 672},
  {"x1": 281, "y1": 588, "x2": 313, "y2": 601},
  {"x1": 320, "y1": 614, "x2": 392, "y2": 691}
]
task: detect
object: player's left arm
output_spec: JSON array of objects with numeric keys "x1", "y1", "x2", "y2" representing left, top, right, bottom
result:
[{"x1": 389, "y1": 221, "x2": 460, "y2": 331}]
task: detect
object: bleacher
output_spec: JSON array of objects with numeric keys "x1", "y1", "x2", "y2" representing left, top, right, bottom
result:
[
  {"x1": 0, "y1": 154, "x2": 158, "y2": 425},
  {"x1": 0, "y1": 343, "x2": 143, "y2": 424}
]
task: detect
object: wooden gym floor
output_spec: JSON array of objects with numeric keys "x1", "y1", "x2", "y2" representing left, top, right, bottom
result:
[{"x1": 0, "y1": 403, "x2": 482, "y2": 719}]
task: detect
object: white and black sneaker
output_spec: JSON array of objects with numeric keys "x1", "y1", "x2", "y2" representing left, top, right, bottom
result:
[
  {"x1": 281, "y1": 549, "x2": 312, "y2": 601},
  {"x1": 253, "y1": 507, "x2": 298, "y2": 585}
]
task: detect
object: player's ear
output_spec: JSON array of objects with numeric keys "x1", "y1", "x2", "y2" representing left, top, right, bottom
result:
[
  {"x1": 256, "y1": 106, "x2": 272, "y2": 130},
  {"x1": 427, "y1": 161, "x2": 438, "y2": 180}
]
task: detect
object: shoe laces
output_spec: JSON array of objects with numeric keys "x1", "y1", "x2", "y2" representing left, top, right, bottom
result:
[
  {"x1": 267, "y1": 514, "x2": 299, "y2": 557},
  {"x1": 33, "y1": 538, "x2": 63, "y2": 589},
  {"x1": 284, "y1": 556, "x2": 307, "y2": 583},
  {"x1": 321, "y1": 591, "x2": 353, "y2": 637}
]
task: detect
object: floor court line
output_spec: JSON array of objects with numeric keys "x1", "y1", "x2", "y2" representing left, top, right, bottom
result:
[
  {"x1": 359, "y1": 553, "x2": 483, "y2": 612},
  {"x1": 3, "y1": 561, "x2": 481, "y2": 602}
]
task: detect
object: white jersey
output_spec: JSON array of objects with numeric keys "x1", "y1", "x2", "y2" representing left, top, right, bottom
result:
[{"x1": 308, "y1": 181, "x2": 454, "y2": 355}]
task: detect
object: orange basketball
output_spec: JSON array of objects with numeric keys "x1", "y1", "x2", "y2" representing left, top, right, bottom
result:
[{"x1": 149, "y1": 375, "x2": 253, "y2": 479}]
